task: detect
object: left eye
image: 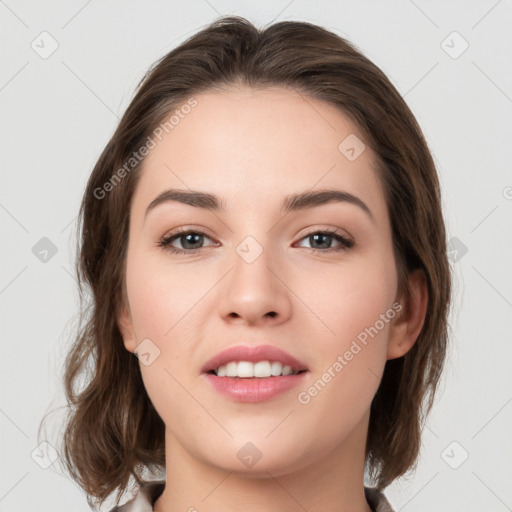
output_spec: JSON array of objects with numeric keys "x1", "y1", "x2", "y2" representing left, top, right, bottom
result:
[
  {"x1": 158, "y1": 229, "x2": 354, "y2": 254},
  {"x1": 296, "y1": 231, "x2": 354, "y2": 251}
]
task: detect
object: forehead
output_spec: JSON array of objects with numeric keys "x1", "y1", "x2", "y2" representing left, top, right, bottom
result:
[{"x1": 131, "y1": 86, "x2": 387, "y2": 219}]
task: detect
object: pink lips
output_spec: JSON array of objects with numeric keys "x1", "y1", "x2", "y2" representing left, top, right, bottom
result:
[
  {"x1": 201, "y1": 344, "x2": 308, "y2": 374},
  {"x1": 204, "y1": 373, "x2": 308, "y2": 403},
  {"x1": 201, "y1": 344, "x2": 309, "y2": 403}
]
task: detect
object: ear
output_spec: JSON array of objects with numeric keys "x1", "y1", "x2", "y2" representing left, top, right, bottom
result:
[
  {"x1": 117, "y1": 303, "x2": 137, "y2": 353},
  {"x1": 387, "y1": 268, "x2": 428, "y2": 360}
]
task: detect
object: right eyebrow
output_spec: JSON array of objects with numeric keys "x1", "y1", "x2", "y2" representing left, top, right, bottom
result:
[{"x1": 145, "y1": 189, "x2": 225, "y2": 219}]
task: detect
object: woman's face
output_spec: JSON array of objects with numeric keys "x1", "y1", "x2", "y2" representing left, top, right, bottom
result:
[{"x1": 118, "y1": 86, "x2": 412, "y2": 476}]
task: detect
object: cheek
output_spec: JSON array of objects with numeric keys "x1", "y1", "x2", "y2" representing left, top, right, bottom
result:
[
  {"x1": 124, "y1": 248, "x2": 203, "y2": 421},
  {"x1": 124, "y1": 248, "x2": 201, "y2": 340},
  {"x1": 293, "y1": 248, "x2": 397, "y2": 402},
  {"x1": 293, "y1": 249, "x2": 398, "y2": 344},
  {"x1": 283, "y1": 297, "x2": 395, "y2": 464}
]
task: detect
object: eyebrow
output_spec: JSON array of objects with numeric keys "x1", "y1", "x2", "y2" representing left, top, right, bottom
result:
[{"x1": 144, "y1": 188, "x2": 373, "y2": 221}]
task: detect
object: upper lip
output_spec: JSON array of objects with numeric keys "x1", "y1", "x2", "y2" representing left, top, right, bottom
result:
[{"x1": 201, "y1": 344, "x2": 309, "y2": 374}]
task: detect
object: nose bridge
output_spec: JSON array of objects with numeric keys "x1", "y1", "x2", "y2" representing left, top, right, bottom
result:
[{"x1": 219, "y1": 233, "x2": 291, "y2": 324}]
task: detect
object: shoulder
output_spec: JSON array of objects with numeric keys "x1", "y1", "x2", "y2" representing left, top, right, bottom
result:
[
  {"x1": 364, "y1": 486, "x2": 395, "y2": 512},
  {"x1": 109, "y1": 480, "x2": 166, "y2": 512}
]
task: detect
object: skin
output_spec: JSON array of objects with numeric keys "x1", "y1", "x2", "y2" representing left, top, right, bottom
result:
[{"x1": 118, "y1": 86, "x2": 428, "y2": 512}]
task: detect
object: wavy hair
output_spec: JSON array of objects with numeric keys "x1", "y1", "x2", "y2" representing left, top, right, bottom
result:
[{"x1": 51, "y1": 15, "x2": 451, "y2": 508}]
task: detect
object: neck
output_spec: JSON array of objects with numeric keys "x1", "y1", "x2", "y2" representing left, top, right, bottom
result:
[{"x1": 154, "y1": 411, "x2": 373, "y2": 512}]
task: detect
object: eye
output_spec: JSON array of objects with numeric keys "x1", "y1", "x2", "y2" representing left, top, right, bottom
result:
[
  {"x1": 295, "y1": 229, "x2": 354, "y2": 252},
  {"x1": 157, "y1": 229, "x2": 217, "y2": 254},
  {"x1": 157, "y1": 227, "x2": 354, "y2": 255}
]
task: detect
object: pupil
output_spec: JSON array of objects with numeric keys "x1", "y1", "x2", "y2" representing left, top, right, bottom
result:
[
  {"x1": 311, "y1": 233, "x2": 331, "y2": 249},
  {"x1": 183, "y1": 233, "x2": 202, "y2": 249}
]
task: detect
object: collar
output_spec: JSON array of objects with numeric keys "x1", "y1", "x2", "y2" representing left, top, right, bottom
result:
[{"x1": 111, "y1": 480, "x2": 394, "y2": 512}]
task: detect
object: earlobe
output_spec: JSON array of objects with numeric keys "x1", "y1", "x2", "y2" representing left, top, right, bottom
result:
[
  {"x1": 387, "y1": 269, "x2": 428, "y2": 360},
  {"x1": 117, "y1": 305, "x2": 137, "y2": 353}
]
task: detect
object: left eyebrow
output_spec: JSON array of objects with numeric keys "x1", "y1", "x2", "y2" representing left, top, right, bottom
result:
[
  {"x1": 144, "y1": 188, "x2": 374, "y2": 222},
  {"x1": 281, "y1": 189, "x2": 373, "y2": 221}
]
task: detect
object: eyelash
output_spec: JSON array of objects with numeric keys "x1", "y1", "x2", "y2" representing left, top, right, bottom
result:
[{"x1": 157, "y1": 227, "x2": 354, "y2": 255}]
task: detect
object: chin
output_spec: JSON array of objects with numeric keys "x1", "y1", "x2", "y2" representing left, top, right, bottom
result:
[{"x1": 196, "y1": 436, "x2": 313, "y2": 477}]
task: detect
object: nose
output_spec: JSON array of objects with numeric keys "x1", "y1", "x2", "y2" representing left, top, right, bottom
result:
[{"x1": 217, "y1": 240, "x2": 292, "y2": 327}]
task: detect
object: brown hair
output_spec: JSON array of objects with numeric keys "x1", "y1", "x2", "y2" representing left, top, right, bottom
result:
[{"x1": 51, "y1": 14, "x2": 451, "y2": 507}]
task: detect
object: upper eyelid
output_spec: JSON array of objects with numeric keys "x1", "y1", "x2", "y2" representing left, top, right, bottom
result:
[{"x1": 297, "y1": 225, "x2": 352, "y2": 239}]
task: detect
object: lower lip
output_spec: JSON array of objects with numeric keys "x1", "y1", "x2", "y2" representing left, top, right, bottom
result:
[{"x1": 203, "y1": 372, "x2": 308, "y2": 403}]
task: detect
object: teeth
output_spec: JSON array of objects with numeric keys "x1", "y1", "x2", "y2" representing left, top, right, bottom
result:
[{"x1": 214, "y1": 360, "x2": 299, "y2": 378}]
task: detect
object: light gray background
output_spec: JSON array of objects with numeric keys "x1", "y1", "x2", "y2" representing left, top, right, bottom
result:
[{"x1": 1, "y1": 1, "x2": 511, "y2": 511}]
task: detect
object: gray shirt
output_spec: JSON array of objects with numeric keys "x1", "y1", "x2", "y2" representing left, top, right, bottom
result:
[{"x1": 110, "y1": 480, "x2": 395, "y2": 512}]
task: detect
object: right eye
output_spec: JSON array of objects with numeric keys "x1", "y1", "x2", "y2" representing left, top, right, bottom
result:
[{"x1": 157, "y1": 229, "x2": 218, "y2": 254}]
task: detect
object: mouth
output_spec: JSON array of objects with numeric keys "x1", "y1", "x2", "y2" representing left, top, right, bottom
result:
[
  {"x1": 206, "y1": 361, "x2": 307, "y2": 378},
  {"x1": 201, "y1": 345, "x2": 309, "y2": 402},
  {"x1": 201, "y1": 344, "x2": 308, "y2": 375}
]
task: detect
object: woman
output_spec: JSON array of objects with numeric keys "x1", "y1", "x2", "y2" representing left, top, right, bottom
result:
[{"x1": 58, "y1": 15, "x2": 451, "y2": 512}]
